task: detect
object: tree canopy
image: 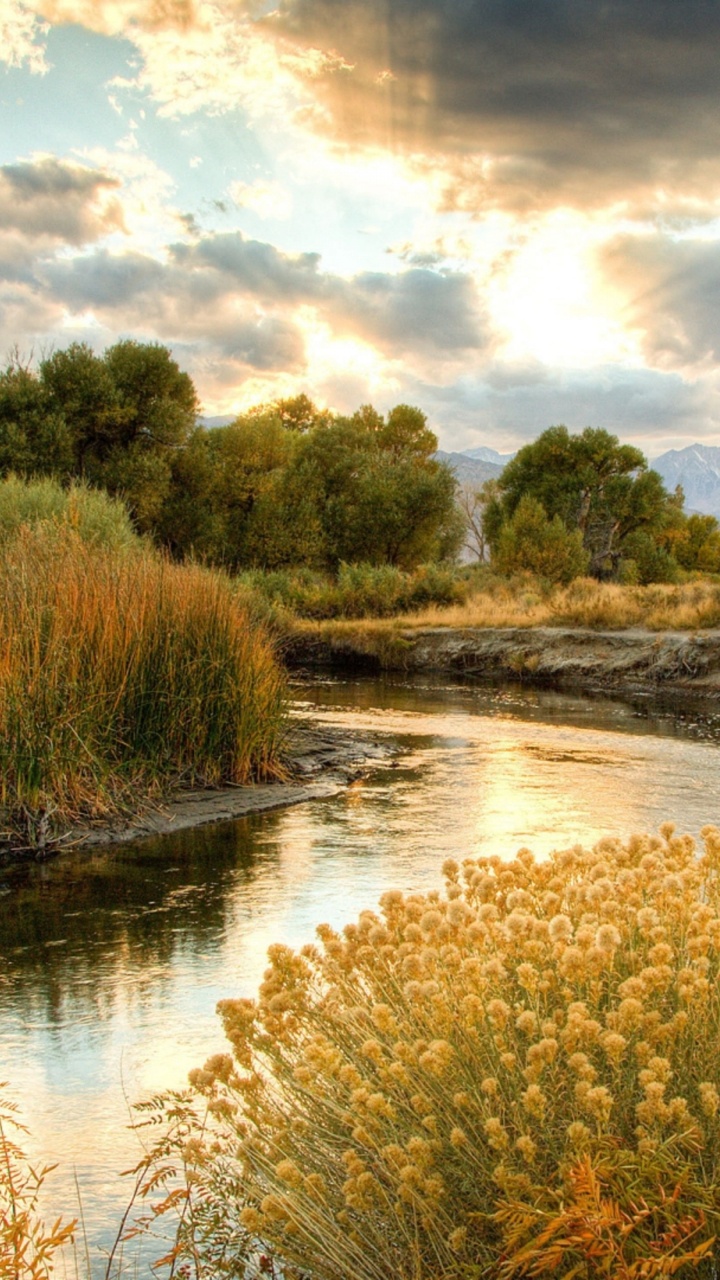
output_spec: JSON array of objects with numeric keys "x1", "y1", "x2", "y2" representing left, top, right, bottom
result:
[{"x1": 484, "y1": 425, "x2": 682, "y2": 581}]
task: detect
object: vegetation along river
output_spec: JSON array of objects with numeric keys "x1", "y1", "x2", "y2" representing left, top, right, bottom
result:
[{"x1": 2, "y1": 672, "x2": 720, "y2": 1261}]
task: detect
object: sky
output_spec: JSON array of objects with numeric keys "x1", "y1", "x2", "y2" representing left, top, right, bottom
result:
[{"x1": 2, "y1": 0, "x2": 720, "y2": 455}]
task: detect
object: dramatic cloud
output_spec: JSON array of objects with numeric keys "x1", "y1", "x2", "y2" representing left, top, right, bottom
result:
[
  {"x1": 44, "y1": 228, "x2": 486, "y2": 366},
  {"x1": 257, "y1": 0, "x2": 720, "y2": 213},
  {"x1": 0, "y1": 158, "x2": 124, "y2": 243},
  {"x1": 33, "y1": 0, "x2": 199, "y2": 36},
  {"x1": 408, "y1": 365, "x2": 720, "y2": 456},
  {"x1": 600, "y1": 233, "x2": 720, "y2": 371},
  {"x1": 4, "y1": 2, "x2": 720, "y2": 445},
  {"x1": 173, "y1": 233, "x2": 324, "y2": 301}
]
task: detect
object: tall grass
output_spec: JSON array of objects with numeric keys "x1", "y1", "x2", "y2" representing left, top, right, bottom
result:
[
  {"x1": 291, "y1": 574, "x2": 720, "y2": 643},
  {"x1": 0, "y1": 524, "x2": 286, "y2": 840}
]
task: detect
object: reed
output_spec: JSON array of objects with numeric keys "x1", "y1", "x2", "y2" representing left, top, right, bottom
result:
[{"x1": 0, "y1": 524, "x2": 287, "y2": 842}]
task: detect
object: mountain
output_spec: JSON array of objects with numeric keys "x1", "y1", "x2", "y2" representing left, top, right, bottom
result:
[
  {"x1": 652, "y1": 444, "x2": 720, "y2": 517},
  {"x1": 462, "y1": 445, "x2": 516, "y2": 466},
  {"x1": 198, "y1": 414, "x2": 236, "y2": 428},
  {"x1": 435, "y1": 451, "x2": 504, "y2": 487}
]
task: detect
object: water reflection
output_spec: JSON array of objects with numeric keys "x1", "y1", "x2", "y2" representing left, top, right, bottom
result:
[{"x1": 1, "y1": 673, "x2": 720, "y2": 1256}]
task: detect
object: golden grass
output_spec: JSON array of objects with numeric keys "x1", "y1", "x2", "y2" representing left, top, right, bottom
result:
[
  {"x1": 291, "y1": 576, "x2": 720, "y2": 642},
  {"x1": 0, "y1": 525, "x2": 287, "y2": 843}
]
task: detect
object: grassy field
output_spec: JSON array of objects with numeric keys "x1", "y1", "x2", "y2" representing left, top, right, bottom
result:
[
  {"x1": 0, "y1": 505, "x2": 286, "y2": 850},
  {"x1": 286, "y1": 574, "x2": 720, "y2": 642}
]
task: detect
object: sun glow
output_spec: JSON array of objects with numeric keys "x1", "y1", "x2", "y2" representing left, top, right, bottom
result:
[
  {"x1": 298, "y1": 308, "x2": 396, "y2": 392},
  {"x1": 488, "y1": 216, "x2": 639, "y2": 368}
]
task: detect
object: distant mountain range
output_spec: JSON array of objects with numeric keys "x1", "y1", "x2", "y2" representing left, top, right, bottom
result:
[
  {"x1": 435, "y1": 451, "x2": 504, "y2": 487},
  {"x1": 461, "y1": 445, "x2": 516, "y2": 466},
  {"x1": 651, "y1": 445, "x2": 720, "y2": 518}
]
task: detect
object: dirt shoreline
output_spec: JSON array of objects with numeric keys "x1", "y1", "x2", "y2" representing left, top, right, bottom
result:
[
  {"x1": 286, "y1": 624, "x2": 720, "y2": 700},
  {"x1": 1, "y1": 724, "x2": 394, "y2": 866}
]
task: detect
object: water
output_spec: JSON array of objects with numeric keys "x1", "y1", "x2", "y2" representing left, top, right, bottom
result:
[{"x1": 2, "y1": 672, "x2": 720, "y2": 1264}]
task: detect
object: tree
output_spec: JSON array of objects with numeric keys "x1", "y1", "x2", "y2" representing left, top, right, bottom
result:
[
  {"x1": 272, "y1": 393, "x2": 331, "y2": 433},
  {"x1": 293, "y1": 405, "x2": 461, "y2": 569},
  {"x1": 487, "y1": 425, "x2": 676, "y2": 579},
  {"x1": 40, "y1": 340, "x2": 199, "y2": 532},
  {"x1": 457, "y1": 477, "x2": 499, "y2": 562},
  {"x1": 0, "y1": 360, "x2": 73, "y2": 477},
  {"x1": 40, "y1": 342, "x2": 122, "y2": 473},
  {"x1": 673, "y1": 513, "x2": 720, "y2": 573}
]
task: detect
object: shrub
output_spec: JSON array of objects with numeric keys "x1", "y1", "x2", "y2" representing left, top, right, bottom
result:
[
  {"x1": 494, "y1": 496, "x2": 590, "y2": 585},
  {"x1": 0, "y1": 524, "x2": 286, "y2": 836},
  {"x1": 336, "y1": 562, "x2": 409, "y2": 617},
  {"x1": 176, "y1": 824, "x2": 720, "y2": 1279},
  {"x1": 0, "y1": 473, "x2": 139, "y2": 553},
  {"x1": 238, "y1": 563, "x2": 472, "y2": 622}
]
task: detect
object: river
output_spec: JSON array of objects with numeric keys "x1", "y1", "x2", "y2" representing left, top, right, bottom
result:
[{"x1": 2, "y1": 672, "x2": 720, "y2": 1268}]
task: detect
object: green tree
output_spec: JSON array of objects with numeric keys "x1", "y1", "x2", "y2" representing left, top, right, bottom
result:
[
  {"x1": 294, "y1": 406, "x2": 460, "y2": 569},
  {"x1": 272, "y1": 393, "x2": 331, "y2": 433},
  {"x1": 487, "y1": 425, "x2": 676, "y2": 579},
  {"x1": 0, "y1": 359, "x2": 73, "y2": 477},
  {"x1": 673, "y1": 513, "x2": 720, "y2": 573},
  {"x1": 40, "y1": 342, "x2": 122, "y2": 474}
]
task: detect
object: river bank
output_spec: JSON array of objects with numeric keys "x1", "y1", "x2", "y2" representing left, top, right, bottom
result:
[
  {"x1": 0, "y1": 722, "x2": 394, "y2": 866},
  {"x1": 286, "y1": 623, "x2": 720, "y2": 699}
]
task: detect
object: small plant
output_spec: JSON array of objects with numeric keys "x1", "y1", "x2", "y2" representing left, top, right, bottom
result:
[
  {"x1": 0, "y1": 1085, "x2": 76, "y2": 1279},
  {"x1": 160, "y1": 823, "x2": 720, "y2": 1279}
]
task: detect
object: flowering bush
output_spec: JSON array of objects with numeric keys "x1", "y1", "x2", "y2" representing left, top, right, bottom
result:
[{"x1": 178, "y1": 825, "x2": 720, "y2": 1278}]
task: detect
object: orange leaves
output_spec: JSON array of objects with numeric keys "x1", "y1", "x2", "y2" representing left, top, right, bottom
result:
[{"x1": 495, "y1": 1156, "x2": 716, "y2": 1279}]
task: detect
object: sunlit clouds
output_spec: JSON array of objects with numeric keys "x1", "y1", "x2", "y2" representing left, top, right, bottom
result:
[{"x1": 3, "y1": 0, "x2": 720, "y2": 449}]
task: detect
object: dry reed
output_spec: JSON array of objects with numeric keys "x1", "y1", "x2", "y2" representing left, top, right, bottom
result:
[
  {"x1": 0, "y1": 524, "x2": 287, "y2": 841},
  {"x1": 293, "y1": 576, "x2": 720, "y2": 644}
]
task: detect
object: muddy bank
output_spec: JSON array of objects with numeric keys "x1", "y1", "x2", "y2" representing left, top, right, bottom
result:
[
  {"x1": 287, "y1": 625, "x2": 720, "y2": 699},
  {"x1": 1, "y1": 723, "x2": 394, "y2": 865}
]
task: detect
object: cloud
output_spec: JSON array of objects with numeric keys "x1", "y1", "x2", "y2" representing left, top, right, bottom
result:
[
  {"x1": 172, "y1": 232, "x2": 323, "y2": 301},
  {"x1": 0, "y1": 157, "x2": 124, "y2": 243},
  {"x1": 258, "y1": 0, "x2": 720, "y2": 214},
  {"x1": 326, "y1": 267, "x2": 485, "y2": 356},
  {"x1": 410, "y1": 364, "x2": 718, "y2": 456},
  {"x1": 600, "y1": 233, "x2": 720, "y2": 371},
  {"x1": 43, "y1": 249, "x2": 165, "y2": 307},
  {"x1": 36, "y1": 222, "x2": 486, "y2": 394},
  {"x1": 34, "y1": 0, "x2": 199, "y2": 36},
  {"x1": 0, "y1": 1, "x2": 49, "y2": 73},
  {"x1": 172, "y1": 232, "x2": 486, "y2": 356},
  {"x1": 25, "y1": 0, "x2": 720, "y2": 219}
]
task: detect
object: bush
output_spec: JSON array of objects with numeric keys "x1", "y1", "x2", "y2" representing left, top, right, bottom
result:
[
  {"x1": 0, "y1": 524, "x2": 286, "y2": 835},
  {"x1": 494, "y1": 496, "x2": 590, "y2": 585},
  {"x1": 176, "y1": 824, "x2": 720, "y2": 1279},
  {"x1": 238, "y1": 563, "x2": 471, "y2": 621},
  {"x1": 619, "y1": 531, "x2": 682, "y2": 585},
  {"x1": 0, "y1": 473, "x2": 139, "y2": 553}
]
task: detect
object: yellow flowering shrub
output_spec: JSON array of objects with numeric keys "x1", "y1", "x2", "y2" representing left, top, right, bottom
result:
[{"x1": 180, "y1": 824, "x2": 720, "y2": 1279}]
